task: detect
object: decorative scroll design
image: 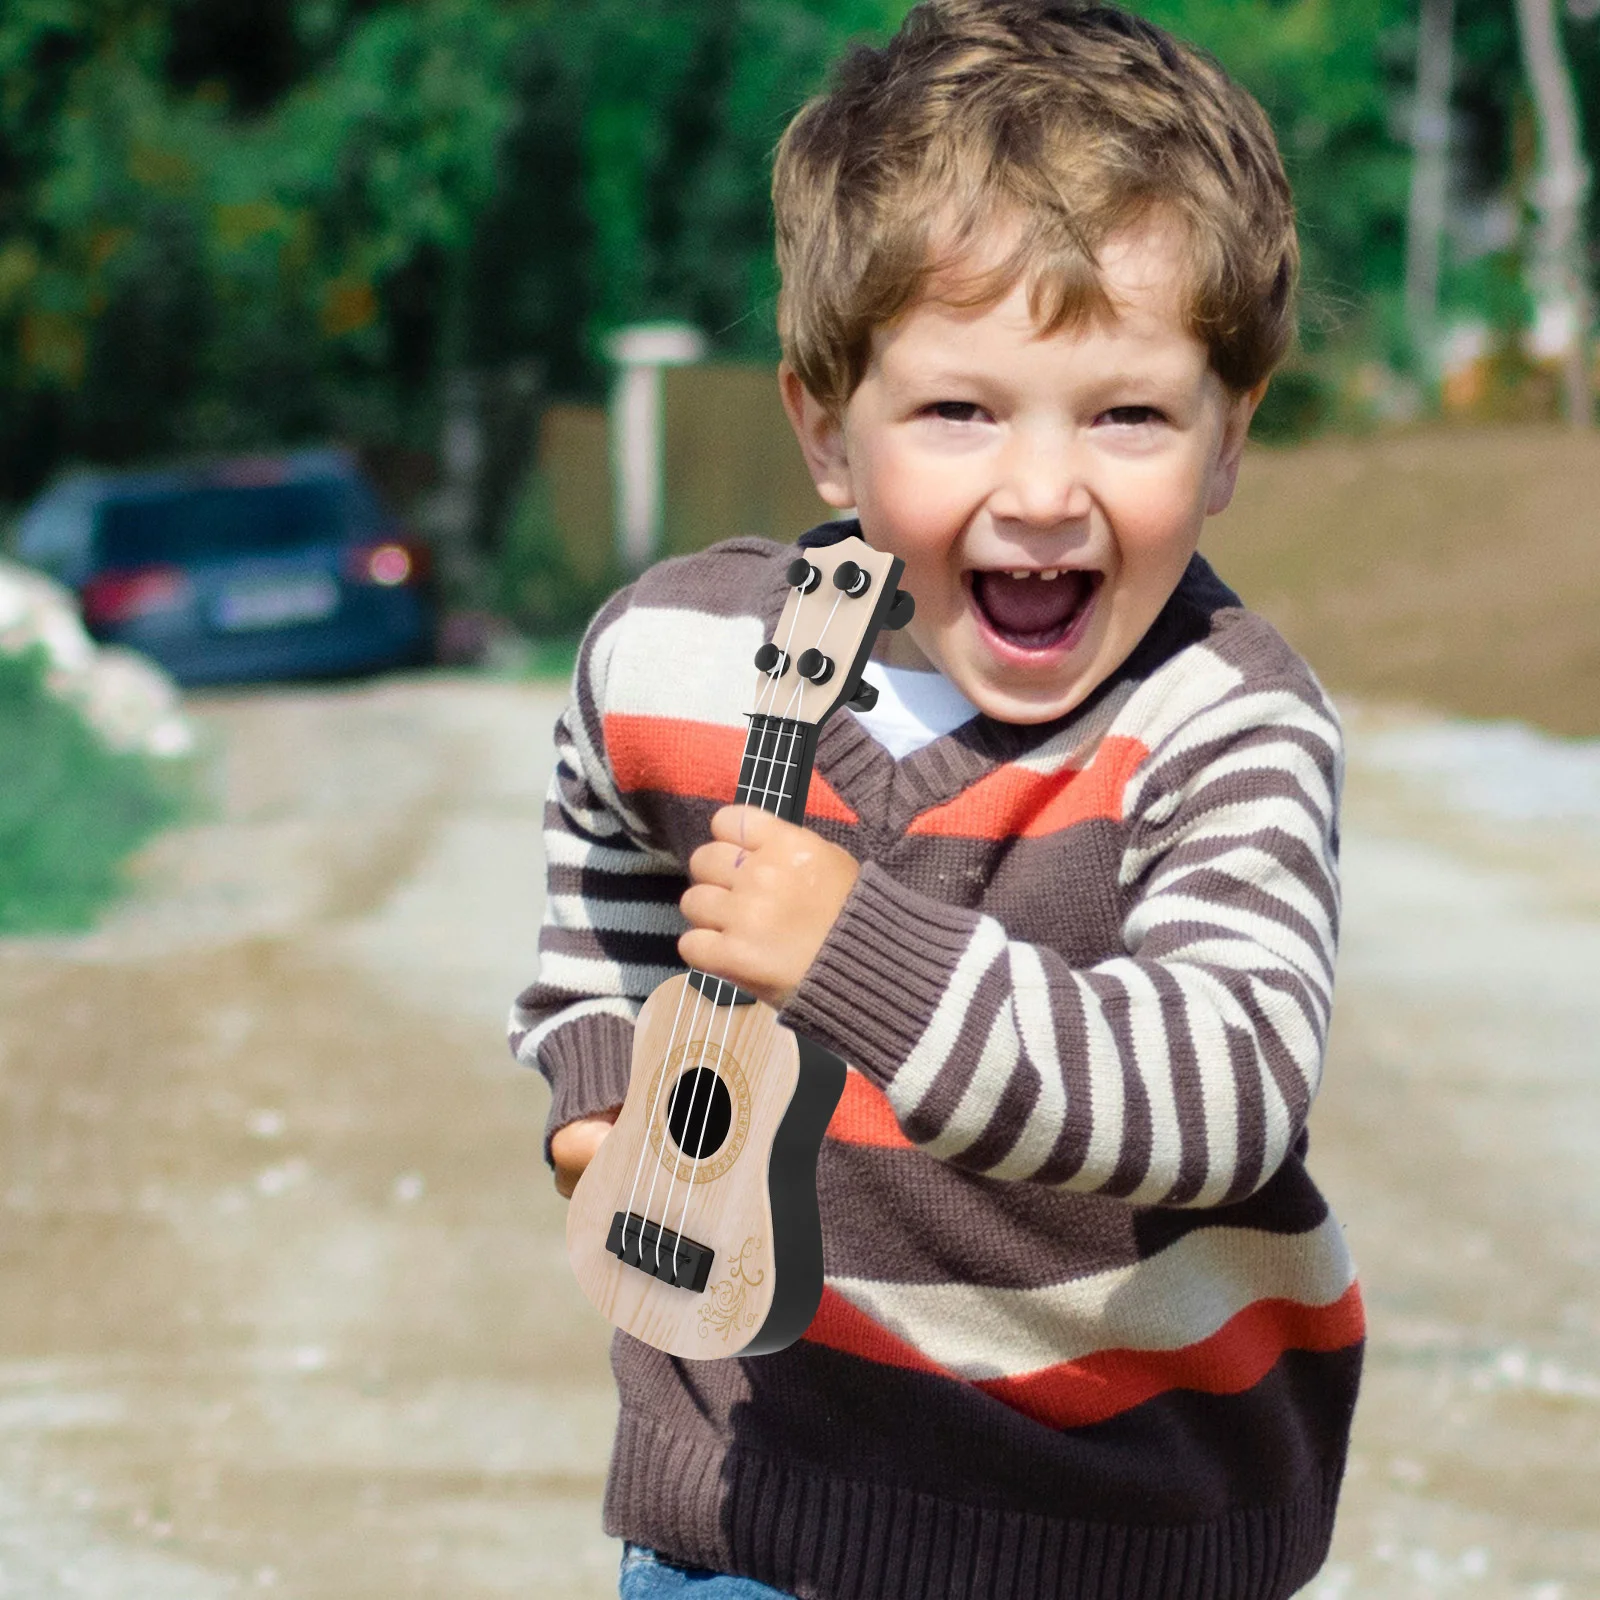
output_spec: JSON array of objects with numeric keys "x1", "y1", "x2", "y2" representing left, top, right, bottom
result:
[{"x1": 698, "y1": 1236, "x2": 765, "y2": 1341}]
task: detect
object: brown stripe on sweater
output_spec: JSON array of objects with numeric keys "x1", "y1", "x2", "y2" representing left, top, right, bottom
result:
[
  {"x1": 820, "y1": 1143, "x2": 1136, "y2": 1285},
  {"x1": 533, "y1": 920, "x2": 683, "y2": 968},
  {"x1": 956, "y1": 1043, "x2": 1047, "y2": 1173},
  {"x1": 629, "y1": 535, "x2": 794, "y2": 618},
  {"x1": 1035, "y1": 975, "x2": 1098, "y2": 1185},
  {"x1": 1132, "y1": 823, "x2": 1340, "y2": 936},
  {"x1": 1224, "y1": 1017, "x2": 1270, "y2": 1202},
  {"x1": 1085, "y1": 965, "x2": 1157, "y2": 1196},
  {"x1": 1128, "y1": 716, "x2": 1338, "y2": 837},
  {"x1": 1133, "y1": 1155, "x2": 1330, "y2": 1253},
  {"x1": 544, "y1": 859, "x2": 686, "y2": 900},
  {"x1": 1135, "y1": 875, "x2": 1334, "y2": 983},
  {"x1": 818, "y1": 1139, "x2": 1332, "y2": 1286},
  {"x1": 1149, "y1": 960, "x2": 1212, "y2": 1204},
  {"x1": 891, "y1": 970, "x2": 1000, "y2": 1148},
  {"x1": 1129, "y1": 920, "x2": 1332, "y2": 1038},
  {"x1": 875, "y1": 823, "x2": 1130, "y2": 964}
]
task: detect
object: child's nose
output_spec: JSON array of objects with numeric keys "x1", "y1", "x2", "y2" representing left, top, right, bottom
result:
[{"x1": 991, "y1": 434, "x2": 1093, "y2": 527}]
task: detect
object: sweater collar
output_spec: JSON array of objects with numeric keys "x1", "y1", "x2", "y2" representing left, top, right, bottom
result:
[{"x1": 759, "y1": 529, "x2": 1237, "y2": 834}]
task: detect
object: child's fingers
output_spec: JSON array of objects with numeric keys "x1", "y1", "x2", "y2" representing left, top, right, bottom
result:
[
  {"x1": 679, "y1": 881, "x2": 733, "y2": 930},
  {"x1": 687, "y1": 839, "x2": 745, "y2": 887},
  {"x1": 677, "y1": 927, "x2": 770, "y2": 1002},
  {"x1": 550, "y1": 1110, "x2": 618, "y2": 1199},
  {"x1": 676, "y1": 925, "x2": 729, "y2": 974},
  {"x1": 709, "y1": 804, "x2": 782, "y2": 846}
]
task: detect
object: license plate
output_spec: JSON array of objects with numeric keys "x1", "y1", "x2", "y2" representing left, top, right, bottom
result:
[{"x1": 215, "y1": 575, "x2": 339, "y2": 631}]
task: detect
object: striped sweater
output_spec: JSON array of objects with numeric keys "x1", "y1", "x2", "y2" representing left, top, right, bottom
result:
[{"x1": 512, "y1": 532, "x2": 1363, "y2": 1600}]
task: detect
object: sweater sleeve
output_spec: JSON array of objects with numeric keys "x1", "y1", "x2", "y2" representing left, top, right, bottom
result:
[
  {"x1": 778, "y1": 677, "x2": 1343, "y2": 1207},
  {"x1": 508, "y1": 586, "x2": 690, "y2": 1159}
]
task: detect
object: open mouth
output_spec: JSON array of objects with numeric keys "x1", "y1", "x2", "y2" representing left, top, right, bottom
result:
[{"x1": 968, "y1": 568, "x2": 1101, "y2": 653}]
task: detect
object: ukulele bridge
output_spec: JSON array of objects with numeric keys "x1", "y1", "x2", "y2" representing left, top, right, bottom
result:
[{"x1": 607, "y1": 1210, "x2": 716, "y2": 1292}]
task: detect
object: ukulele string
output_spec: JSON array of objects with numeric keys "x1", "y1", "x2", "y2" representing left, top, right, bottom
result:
[
  {"x1": 619, "y1": 968, "x2": 696, "y2": 1262},
  {"x1": 661, "y1": 712, "x2": 802, "y2": 1273},
  {"x1": 660, "y1": 585, "x2": 850, "y2": 1273},
  {"x1": 641, "y1": 586, "x2": 810, "y2": 1276}
]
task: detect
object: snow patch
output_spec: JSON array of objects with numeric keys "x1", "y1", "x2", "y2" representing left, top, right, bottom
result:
[{"x1": 0, "y1": 556, "x2": 194, "y2": 760}]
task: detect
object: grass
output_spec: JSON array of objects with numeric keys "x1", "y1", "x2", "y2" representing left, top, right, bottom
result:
[
  {"x1": 0, "y1": 645, "x2": 193, "y2": 935},
  {"x1": 523, "y1": 632, "x2": 583, "y2": 682}
]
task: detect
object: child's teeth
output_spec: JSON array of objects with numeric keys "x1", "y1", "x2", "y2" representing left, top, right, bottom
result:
[
  {"x1": 1009, "y1": 569, "x2": 1030, "y2": 579},
  {"x1": 1041, "y1": 569, "x2": 1059, "y2": 580}
]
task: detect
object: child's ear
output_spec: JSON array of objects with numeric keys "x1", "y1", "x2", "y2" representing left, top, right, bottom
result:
[
  {"x1": 779, "y1": 364, "x2": 855, "y2": 510},
  {"x1": 1205, "y1": 376, "x2": 1270, "y2": 516}
]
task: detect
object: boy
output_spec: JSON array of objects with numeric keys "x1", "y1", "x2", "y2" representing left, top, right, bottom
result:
[{"x1": 512, "y1": 3, "x2": 1362, "y2": 1596}]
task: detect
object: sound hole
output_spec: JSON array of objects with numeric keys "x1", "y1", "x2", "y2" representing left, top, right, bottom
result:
[{"x1": 665, "y1": 1068, "x2": 733, "y2": 1160}]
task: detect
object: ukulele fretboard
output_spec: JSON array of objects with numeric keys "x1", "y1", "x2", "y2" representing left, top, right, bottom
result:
[{"x1": 736, "y1": 713, "x2": 820, "y2": 826}]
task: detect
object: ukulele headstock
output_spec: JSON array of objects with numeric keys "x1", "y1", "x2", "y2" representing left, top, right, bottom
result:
[{"x1": 752, "y1": 534, "x2": 912, "y2": 726}]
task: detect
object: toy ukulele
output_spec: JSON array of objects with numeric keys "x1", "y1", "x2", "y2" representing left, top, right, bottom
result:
[{"x1": 566, "y1": 530, "x2": 912, "y2": 1358}]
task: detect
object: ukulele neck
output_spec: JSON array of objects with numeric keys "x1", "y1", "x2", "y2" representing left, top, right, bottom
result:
[{"x1": 736, "y1": 712, "x2": 820, "y2": 825}]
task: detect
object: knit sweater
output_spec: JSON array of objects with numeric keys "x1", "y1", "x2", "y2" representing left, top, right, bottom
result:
[{"x1": 511, "y1": 531, "x2": 1363, "y2": 1600}]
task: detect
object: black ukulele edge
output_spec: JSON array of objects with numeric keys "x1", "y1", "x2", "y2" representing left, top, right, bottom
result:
[{"x1": 739, "y1": 1034, "x2": 847, "y2": 1357}]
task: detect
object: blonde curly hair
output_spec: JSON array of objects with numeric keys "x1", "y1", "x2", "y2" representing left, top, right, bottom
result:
[{"x1": 773, "y1": 0, "x2": 1298, "y2": 411}]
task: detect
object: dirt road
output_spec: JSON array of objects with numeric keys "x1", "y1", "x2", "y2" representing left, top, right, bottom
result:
[{"x1": 1, "y1": 675, "x2": 1597, "y2": 1598}]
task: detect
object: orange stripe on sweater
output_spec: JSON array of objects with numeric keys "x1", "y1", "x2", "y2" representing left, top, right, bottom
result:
[
  {"x1": 906, "y1": 735, "x2": 1148, "y2": 839},
  {"x1": 804, "y1": 1281, "x2": 1366, "y2": 1429},
  {"x1": 602, "y1": 714, "x2": 858, "y2": 824},
  {"x1": 825, "y1": 1068, "x2": 914, "y2": 1150}
]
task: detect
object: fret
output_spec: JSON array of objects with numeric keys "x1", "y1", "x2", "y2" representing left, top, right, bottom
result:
[{"x1": 735, "y1": 714, "x2": 809, "y2": 817}]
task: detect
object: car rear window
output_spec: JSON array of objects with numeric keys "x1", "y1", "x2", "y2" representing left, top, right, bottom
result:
[{"x1": 95, "y1": 482, "x2": 351, "y2": 566}]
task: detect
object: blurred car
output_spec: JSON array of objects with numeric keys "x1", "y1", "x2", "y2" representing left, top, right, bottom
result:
[{"x1": 13, "y1": 449, "x2": 437, "y2": 687}]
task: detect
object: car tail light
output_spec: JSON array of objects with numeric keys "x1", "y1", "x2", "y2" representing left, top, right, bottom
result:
[
  {"x1": 80, "y1": 566, "x2": 191, "y2": 627},
  {"x1": 347, "y1": 539, "x2": 430, "y2": 587}
]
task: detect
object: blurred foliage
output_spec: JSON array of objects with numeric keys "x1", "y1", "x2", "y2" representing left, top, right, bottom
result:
[
  {"x1": 0, "y1": 0, "x2": 1594, "y2": 505},
  {"x1": 493, "y1": 461, "x2": 622, "y2": 635},
  {"x1": 0, "y1": 644, "x2": 192, "y2": 933}
]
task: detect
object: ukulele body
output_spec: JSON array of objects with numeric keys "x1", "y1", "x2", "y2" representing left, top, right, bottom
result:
[{"x1": 566, "y1": 973, "x2": 846, "y2": 1359}]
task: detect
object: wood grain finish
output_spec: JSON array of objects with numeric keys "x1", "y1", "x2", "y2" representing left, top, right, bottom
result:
[{"x1": 566, "y1": 974, "x2": 803, "y2": 1358}]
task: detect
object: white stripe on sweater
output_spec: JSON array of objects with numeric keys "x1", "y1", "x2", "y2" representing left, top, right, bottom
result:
[
  {"x1": 827, "y1": 1211, "x2": 1356, "y2": 1378},
  {"x1": 894, "y1": 916, "x2": 1010, "y2": 1120},
  {"x1": 606, "y1": 607, "x2": 765, "y2": 726},
  {"x1": 1122, "y1": 961, "x2": 1187, "y2": 1205},
  {"x1": 984, "y1": 945, "x2": 1068, "y2": 1181}
]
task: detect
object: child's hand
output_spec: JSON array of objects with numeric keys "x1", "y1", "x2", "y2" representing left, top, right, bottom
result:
[
  {"x1": 679, "y1": 805, "x2": 860, "y2": 1010},
  {"x1": 550, "y1": 1107, "x2": 620, "y2": 1199}
]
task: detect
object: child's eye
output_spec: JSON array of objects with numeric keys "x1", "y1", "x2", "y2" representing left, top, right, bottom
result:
[
  {"x1": 1101, "y1": 406, "x2": 1164, "y2": 427},
  {"x1": 925, "y1": 401, "x2": 984, "y2": 423}
]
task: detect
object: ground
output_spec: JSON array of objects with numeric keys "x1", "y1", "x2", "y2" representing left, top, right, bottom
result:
[
  {"x1": 2, "y1": 672, "x2": 1597, "y2": 1599},
  {"x1": 2, "y1": 423, "x2": 1599, "y2": 1598}
]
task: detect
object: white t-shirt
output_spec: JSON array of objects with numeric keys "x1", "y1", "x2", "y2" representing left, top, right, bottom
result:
[{"x1": 850, "y1": 659, "x2": 979, "y2": 759}]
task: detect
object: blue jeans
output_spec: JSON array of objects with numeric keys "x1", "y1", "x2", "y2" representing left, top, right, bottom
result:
[{"x1": 619, "y1": 1543, "x2": 798, "y2": 1599}]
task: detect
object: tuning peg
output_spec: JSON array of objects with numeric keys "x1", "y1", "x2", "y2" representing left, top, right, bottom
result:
[
  {"x1": 796, "y1": 647, "x2": 835, "y2": 685},
  {"x1": 786, "y1": 558, "x2": 822, "y2": 593},
  {"x1": 884, "y1": 589, "x2": 915, "y2": 630},
  {"x1": 846, "y1": 679, "x2": 879, "y2": 713},
  {"x1": 833, "y1": 560, "x2": 872, "y2": 597},
  {"x1": 754, "y1": 642, "x2": 790, "y2": 676}
]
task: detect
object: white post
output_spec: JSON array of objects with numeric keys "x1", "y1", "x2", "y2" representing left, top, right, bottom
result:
[
  {"x1": 1512, "y1": 0, "x2": 1593, "y2": 429},
  {"x1": 1405, "y1": 0, "x2": 1456, "y2": 382},
  {"x1": 605, "y1": 323, "x2": 707, "y2": 571}
]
